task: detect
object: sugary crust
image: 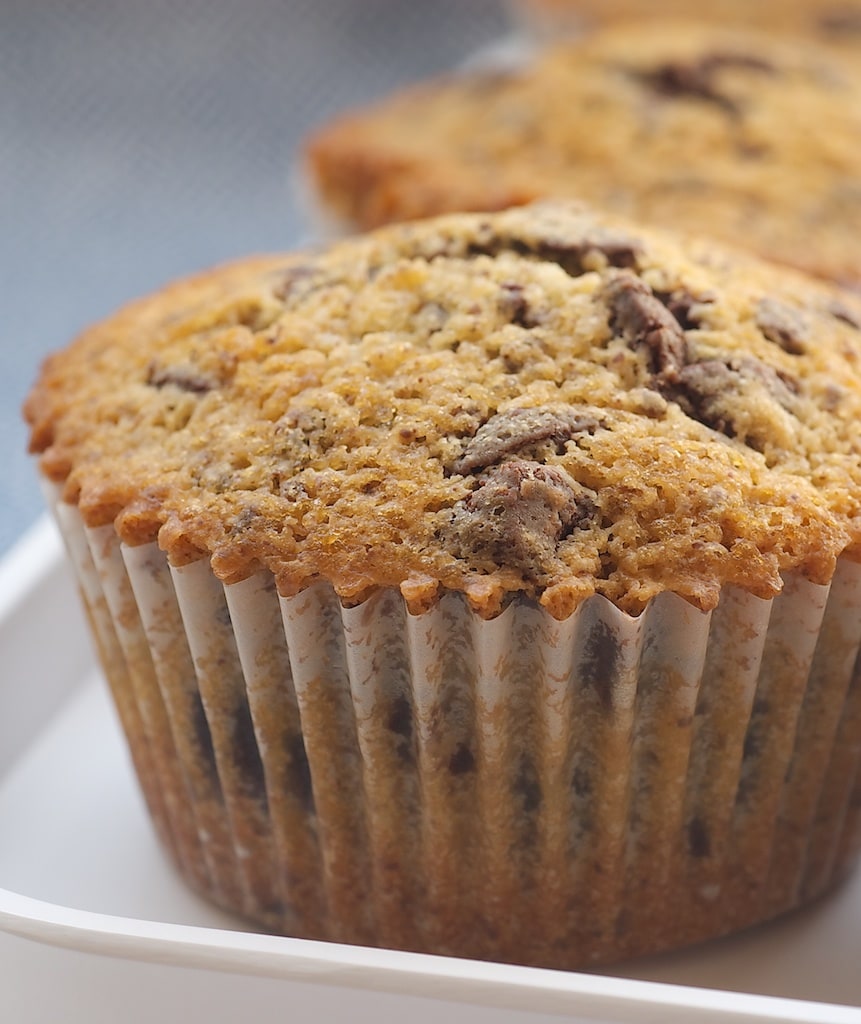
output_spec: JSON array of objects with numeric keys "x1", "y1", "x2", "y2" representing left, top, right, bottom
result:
[
  {"x1": 24, "y1": 201, "x2": 861, "y2": 616},
  {"x1": 305, "y1": 21, "x2": 861, "y2": 288}
]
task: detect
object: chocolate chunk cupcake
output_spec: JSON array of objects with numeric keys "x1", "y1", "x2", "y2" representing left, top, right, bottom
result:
[
  {"x1": 25, "y1": 201, "x2": 861, "y2": 969},
  {"x1": 305, "y1": 22, "x2": 861, "y2": 290}
]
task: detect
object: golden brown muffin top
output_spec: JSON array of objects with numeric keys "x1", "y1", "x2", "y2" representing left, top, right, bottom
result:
[
  {"x1": 305, "y1": 21, "x2": 861, "y2": 289},
  {"x1": 25, "y1": 202, "x2": 861, "y2": 617}
]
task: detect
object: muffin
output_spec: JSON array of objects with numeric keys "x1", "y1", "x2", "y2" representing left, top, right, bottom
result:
[
  {"x1": 304, "y1": 22, "x2": 861, "y2": 290},
  {"x1": 24, "y1": 200, "x2": 861, "y2": 969},
  {"x1": 508, "y1": 0, "x2": 861, "y2": 46}
]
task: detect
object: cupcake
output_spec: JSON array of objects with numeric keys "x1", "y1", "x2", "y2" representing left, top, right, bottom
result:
[
  {"x1": 304, "y1": 21, "x2": 861, "y2": 290},
  {"x1": 24, "y1": 201, "x2": 861, "y2": 969},
  {"x1": 507, "y1": 0, "x2": 861, "y2": 46}
]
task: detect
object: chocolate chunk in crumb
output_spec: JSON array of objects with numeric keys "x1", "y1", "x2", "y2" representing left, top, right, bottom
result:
[
  {"x1": 581, "y1": 618, "x2": 622, "y2": 710},
  {"x1": 146, "y1": 361, "x2": 217, "y2": 394},
  {"x1": 635, "y1": 52, "x2": 775, "y2": 117},
  {"x1": 533, "y1": 234, "x2": 641, "y2": 274},
  {"x1": 826, "y1": 298, "x2": 861, "y2": 330},
  {"x1": 571, "y1": 765, "x2": 592, "y2": 798},
  {"x1": 273, "y1": 263, "x2": 322, "y2": 302},
  {"x1": 449, "y1": 743, "x2": 475, "y2": 775},
  {"x1": 756, "y1": 297, "x2": 809, "y2": 354},
  {"x1": 818, "y1": 9, "x2": 861, "y2": 34},
  {"x1": 190, "y1": 691, "x2": 219, "y2": 782},
  {"x1": 602, "y1": 270, "x2": 687, "y2": 381},
  {"x1": 688, "y1": 817, "x2": 711, "y2": 858},
  {"x1": 443, "y1": 460, "x2": 595, "y2": 578},
  {"x1": 452, "y1": 405, "x2": 600, "y2": 475},
  {"x1": 498, "y1": 281, "x2": 535, "y2": 327},
  {"x1": 387, "y1": 695, "x2": 413, "y2": 739},
  {"x1": 668, "y1": 356, "x2": 798, "y2": 439},
  {"x1": 464, "y1": 228, "x2": 641, "y2": 277},
  {"x1": 743, "y1": 356, "x2": 800, "y2": 400},
  {"x1": 655, "y1": 288, "x2": 714, "y2": 330},
  {"x1": 638, "y1": 59, "x2": 734, "y2": 112},
  {"x1": 285, "y1": 732, "x2": 315, "y2": 813},
  {"x1": 513, "y1": 756, "x2": 542, "y2": 814},
  {"x1": 230, "y1": 703, "x2": 267, "y2": 800}
]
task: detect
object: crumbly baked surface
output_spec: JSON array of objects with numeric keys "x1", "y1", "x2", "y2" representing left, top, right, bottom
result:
[
  {"x1": 25, "y1": 202, "x2": 861, "y2": 618},
  {"x1": 305, "y1": 22, "x2": 861, "y2": 289},
  {"x1": 512, "y1": 0, "x2": 861, "y2": 45}
]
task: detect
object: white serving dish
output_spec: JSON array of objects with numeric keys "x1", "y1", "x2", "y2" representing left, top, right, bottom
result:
[{"x1": 1, "y1": 516, "x2": 860, "y2": 1024}]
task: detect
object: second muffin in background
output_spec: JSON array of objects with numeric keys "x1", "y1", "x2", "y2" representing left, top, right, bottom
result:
[
  {"x1": 507, "y1": 0, "x2": 861, "y2": 47},
  {"x1": 305, "y1": 21, "x2": 861, "y2": 290}
]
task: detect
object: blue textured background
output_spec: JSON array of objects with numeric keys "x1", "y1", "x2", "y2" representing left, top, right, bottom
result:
[{"x1": 1, "y1": 0, "x2": 508, "y2": 557}]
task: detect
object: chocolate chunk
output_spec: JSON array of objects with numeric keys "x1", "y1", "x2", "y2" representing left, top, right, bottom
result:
[
  {"x1": 532, "y1": 235, "x2": 641, "y2": 274},
  {"x1": 449, "y1": 743, "x2": 475, "y2": 775},
  {"x1": 464, "y1": 229, "x2": 642, "y2": 276},
  {"x1": 635, "y1": 52, "x2": 775, "y2": 117},
  {"x1": 671, "y1": 360, "x2": 749, "y2": 435},
  {"x1": 387, "y1": 695, "x2": 413, "y2": 739},
  {"x1": 498, "y1": 281, "x2": 535, "y2": 327},
  {"x1": 637, "y1": 60, "x2": 737, "y2": 113},
  {"x1": 571, "y1": 765, "x2": 593, "y2": 798},
  {"x1": 744, "y1": 358, "x2": 800, "y2": 400},
  {"x1": 668, "y1": 356, "x2": 798, "y2": 439},
  {"x1": 273, "y1": 263, "x2": 322, "y2": 302},
  {"x1": 818, "y1": 8, "x2": 861, "y2": 34},
  {"x1": 742, "y1": 724, "x2": 761, "y2": 762},
  {"x1": 464, "y1": 235, "x2": 528, "y2": 261},
  {"x1": 602, "y1": 271, "x2": 687, "y2": 381},
  {"x1": 452, "y1": 405, "x2": 600, "y2": 475},
  {"x1": 182, "y1": 683, "x2": 263, "y2": 808},
  {"x1": 285, "y1": 732, "x2": 315, "y2": 813},
  {"x1": 655, "y1": 288, "x2": 714, "y2": 331},
  {"x1": 756, "y1": 297, "x2": 809, "y2": 354},
  {"x1": 444, "y1": 460, "x2": 595, "y2": 578},
  {"x1": 190, "y1": 691, "x2": 220, "y2": 785},
  {"x1": 826, "y1": 298, "x2": 861, "y2": 330},
  {"x1": 688, "y1": 817, "x2": 711, "y2": 858},
  {"x1": 146, "y1": 361, "x2": 216, "y2": 394},
  {"x1": 513, "y1": 756, "x2": 542, "y2": 814},
  {"x1": 230, "y1": 701, "x2": 267, "y2": 802},
  {"x1": 387, "y1": 696, "x2": 415, "y2": 764},
  {"x1": 580, "y1": 618, "x2": 621, "y2": 710}
]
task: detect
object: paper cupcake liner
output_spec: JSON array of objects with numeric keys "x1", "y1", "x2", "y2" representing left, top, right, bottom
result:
[{"x1": 47, "y1": 487, "x2": 861, "y2": 968}]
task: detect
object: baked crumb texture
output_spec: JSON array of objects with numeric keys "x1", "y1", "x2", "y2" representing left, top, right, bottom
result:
[
  {"x1": 306, "y1": 22, "x2": 861, "y2": 289},
  {"x1": 25, "y1": 202, "x2": 861, "y2": 619}
]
